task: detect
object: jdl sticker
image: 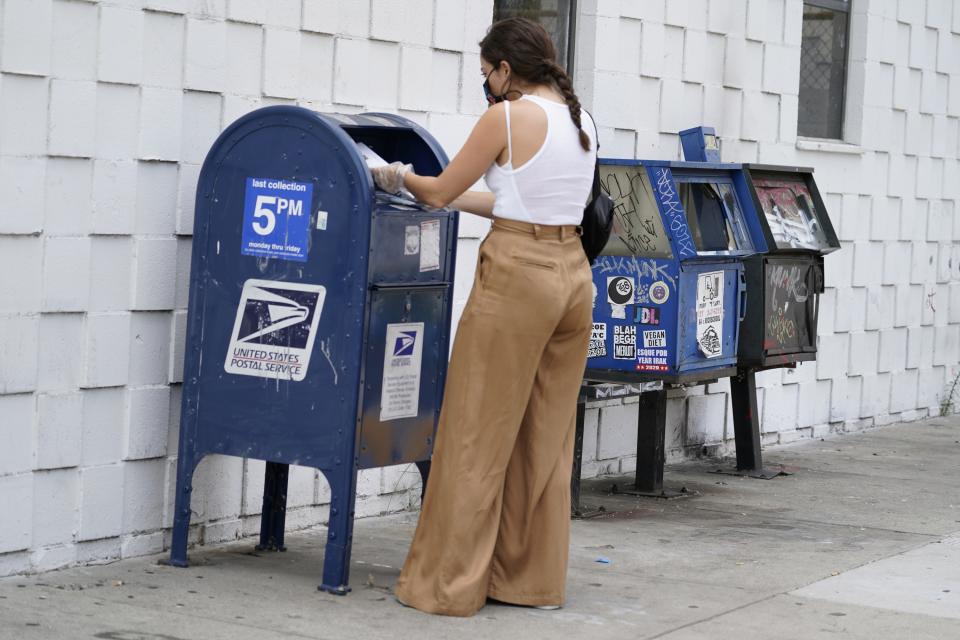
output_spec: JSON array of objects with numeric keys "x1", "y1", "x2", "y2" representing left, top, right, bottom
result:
[{"x1": 241, "y1": 177, "x2": 313, "y2": 262}]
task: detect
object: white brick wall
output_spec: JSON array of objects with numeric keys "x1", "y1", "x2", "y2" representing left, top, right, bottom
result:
[
  {"x1": 1, "y1": 0, "x2": 958, "y2": 577},
  {"x1": 573, "y1": 0, "x2": 960, "y2": 470}
]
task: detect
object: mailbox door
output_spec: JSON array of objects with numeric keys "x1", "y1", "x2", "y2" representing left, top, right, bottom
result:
[
  {"x1": 676, "y1": 261, "x2": 744, "y2": 373},
  {"x1": 369, "y1": 207, "x2": 454, "y2": 285},
  {"x1": 358, "y1": 286, "x2": 449, "y2": 469}
]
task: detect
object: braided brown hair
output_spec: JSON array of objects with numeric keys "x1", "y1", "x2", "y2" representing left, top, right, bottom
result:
[{"x1": 480, "y1": 18, "x2": 592, "y2": 152}]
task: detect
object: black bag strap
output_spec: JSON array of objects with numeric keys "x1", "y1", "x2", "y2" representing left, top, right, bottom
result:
[{"x1": 584, "y1": 109, "x2": 601, "y2": 202}]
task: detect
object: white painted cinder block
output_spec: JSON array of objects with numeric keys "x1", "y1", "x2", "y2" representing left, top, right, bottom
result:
[
  {"x1": 122, "y1": 459, "x2": 165, "y2": 532},
  {"x1": 399, "y1": 46, "x2": 433, "y2": 112},
  {"x1": 890, "y1": 368, "x2": 920, "y2": 413},
  {"x1": 1, "y1": 0, "x2": 52, "y2": 76},
  {"x1": 176, "y1": 164, "x2": 201, "y2": 235},
  {"x1": 79, "y1": 465, "x2": 124, "y2": 541},
  {"x1": 82, "y1": 313, "x2": 132, "y2": 389},
  {"x1": 48, "y1": 80, "x2": 97, "y2": 158},
  {"x1": 42, "y1": 237, "x2": 92, "y2": 312},
  {"x1": 2, "y1": 59, "x2": 50, "y2": 118},
  {"x1": 88, "y1": 237, "x2": 133, "y2": 311},
  {"x1": 32, "y1": 469, "x2": 80, "y2": 548},
  {"x1": 51, "y1": 0, "x2": 97, "y2": 80},
  {"x1": 138, "y1": 88, "x2": 183, "y2": 161},
  {"x1": 91, "y1": 160, "x2": 138, "y2": 234},
  {"x1": 917, "y1": 366, "x2": 946, "y2": 414},
  {"x1": 185, "y1": 18, "x2": 227, "y2": 92},
  {"x1": 0, "y1": 393, "x2": 35, "y2": 475},
  {"x1": 0, "y1": 157, "x2": 46, "y2": 235},
  {"x1": 300, "y1": 33, "x2": 335, "y2": 103},
  {"x1": 180, "y1": 92, "x2": 222, "y2": 165},
  {"x1": 797, "y1": 380, "x2": 831, "y2": 428},
  {"x1": 142, "y1": 10, "x2": 185, "y2": 89},
  {"x1": 81, "y1": 388, "x2": 125, "y2": 467},
  {"x1": 98, "y1": 6, "x2": 144, "y2": 85},
  {"x1": 44, "y1": 158, "x2": 92, "y2": 236},
  {"x1": 878, "y1": 328, "x2": 909, "y2": 373},
  {"x1": 433, "y1": 0, "x2": 468, "y2": 52},
  {"x1": 263, "y1": 28, "x2": 301, "y2": 99},
  {"x1": 848, "y1": 331, "x2": 881, "y2": 376},
  {"x1": 191, "y1": 455, "x2": 243, "y2": 522},
  {"x1": 0, "y1": 238, "x2": 42, "y2": 313},
  {"x1": 0, "y1": 474, "x2": 33, "y2": 554},
  {"x1": 131, "y1": 238, "x2": 178, "y2": 310},
  {"x1": 861, "y1": 373, "x2": 892, "y2": 418},
  {"x1": 135, "y1": 162, "x2": 178, "y2": 235},
  {"x1": 174, "y1": 237, "x2": 193, "y2": 310},
  {"x1": 95, "y1": 83, "x2": 141, "y2": 161},
  {"x1": 224, "y1": 22, "x2": 263, "y2": 96},
  {"x1": 37, "y1": 314, "x2": 84, "y2": 393},
  {"x1": 740, "y1": 91, "x2": 780, "y2": 142},
  {"x1": 761, "y1": 383, "x2": 799, "y2": 433},
  {"x1": 933, "y1": 325, "x2": 960, "y2": 366},
  {"x1": 35, "y1": 392, "x2": 83, "y2": 470},
  {"x1": 129, "y1": 312, "x2": 173, "y2": 386},
  {"x1": 125, "y1": 386, "x2": 170, "y2": 460},
  {"x1": 597, "y1": 403, "x2": 638, "y2": 459},
  {"x1": 0, "y1": 315, "x2": 40, "y2": 394},
  {"x1": 685, "y1": 393, "x2": 726, "y2": 444}
]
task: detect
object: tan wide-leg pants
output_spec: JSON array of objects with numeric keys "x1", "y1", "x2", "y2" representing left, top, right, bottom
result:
[{"x1": 394, "y1": 218, "x2": 594, "y2": 617}]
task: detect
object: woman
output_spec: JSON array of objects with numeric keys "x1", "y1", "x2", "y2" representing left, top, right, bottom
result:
[{"x1": 371, "y1": 17, "x2": 596, "y2": 617}]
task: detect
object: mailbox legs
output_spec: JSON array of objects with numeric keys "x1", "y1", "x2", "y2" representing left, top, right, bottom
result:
[
  {"x1": 257, "y1": 462, "x2": 289, "y2": 552},
  {"x1": 169, "y1": 455, "x2": 200, "y2": 567},
  {"x1": 570, "y1": 401, "x2": 588, "y2": 517},
  {"x1": 318, "y1": 468, "x2": 359, "y2": 595},
  {"x1": 730, "y1": 369, "x2": 763, "y2": 471},
  {"x1": 633, "y1": 388, "x2": 668, "y2": 494},
  {"x1": 728, "y1": 369, "x2": 788, "y2": 479},
  {"x1": 415, "y1": 460, "x2": 431, "y2": 500}
]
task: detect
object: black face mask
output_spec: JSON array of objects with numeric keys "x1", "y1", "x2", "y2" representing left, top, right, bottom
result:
[{"x1": 483, "y1": 79, "x2": 504, "y2": 107}]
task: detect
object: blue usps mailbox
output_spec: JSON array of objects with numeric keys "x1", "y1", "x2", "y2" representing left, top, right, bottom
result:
[
  {"x1": 169, "y1": 106, "x2": 458, "y2": 594},
  {"x1": 585, "y1": 158, "x2": 758, "y2": 384}
]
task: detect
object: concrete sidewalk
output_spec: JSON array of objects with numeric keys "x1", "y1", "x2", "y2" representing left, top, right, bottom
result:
[{"x1": 2, "y1": 417, "x2": 958, "y2": 640}]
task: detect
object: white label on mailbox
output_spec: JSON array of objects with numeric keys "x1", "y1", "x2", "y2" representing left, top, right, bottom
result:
[
  {"x1": 696, "y1": 271, "x2": 724, "y2": 358},
  {"x1": 380, "y1": 323, "x2": 425, "y2": 421},
  {"x1": 224, "y1": 279, "x2": 326, "y2": 382},
  {"x1": 419, "y1": 219, "x2": 440, "y2": 272},
  {"x1": 404, "y1": 225, "x2": 420, "y2": 255}
]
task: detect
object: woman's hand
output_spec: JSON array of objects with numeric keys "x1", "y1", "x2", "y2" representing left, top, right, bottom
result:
[{"x1": 371, "y1": 161, "x2": 413, "y2": 194}]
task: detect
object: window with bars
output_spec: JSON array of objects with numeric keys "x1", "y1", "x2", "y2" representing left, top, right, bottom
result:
[
  {"x1": 798, "y1": 0, "x2": 851, "y2": 139},
  {"x1": 492, "y1": 0, "x2": 577, "y2": 73}
]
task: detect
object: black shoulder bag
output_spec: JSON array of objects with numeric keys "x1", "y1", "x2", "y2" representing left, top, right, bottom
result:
[{"x1": 580, "y1": 118, "x2": 614, "y2": 264}]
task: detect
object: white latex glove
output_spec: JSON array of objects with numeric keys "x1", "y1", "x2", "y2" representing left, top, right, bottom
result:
[{"x1": 371, "y1": 161, "x2": 412, "y2": 194}]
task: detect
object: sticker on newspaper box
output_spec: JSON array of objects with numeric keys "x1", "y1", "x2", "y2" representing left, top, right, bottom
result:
[
  {"x1": 588, "y1": 323, "x2": 607, "y2": 358},
  {"x1": 240, "y1": 177, "x2": 313, "y2": 262},
  {"x1": 696, "y1": 271, "x2": 724, "y2": 358},
  {"x1": 613, "y1": 325, "x2": 636, "y2": 360},
  {"x1": 224, "y1": 279, "x2": 326, "y2": 382},
  {"x1": 380, "y1": 322, "x2": 425, "y2": 421}
]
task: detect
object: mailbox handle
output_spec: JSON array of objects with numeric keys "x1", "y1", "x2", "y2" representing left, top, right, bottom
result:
[{"x1": 737, "y1": 271, "x2": 748, "y2": 323}]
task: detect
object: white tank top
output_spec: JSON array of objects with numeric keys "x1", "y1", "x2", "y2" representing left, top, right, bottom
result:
[{"x1": 483, "y1": 95, "x2": 596, "y2": 226}]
